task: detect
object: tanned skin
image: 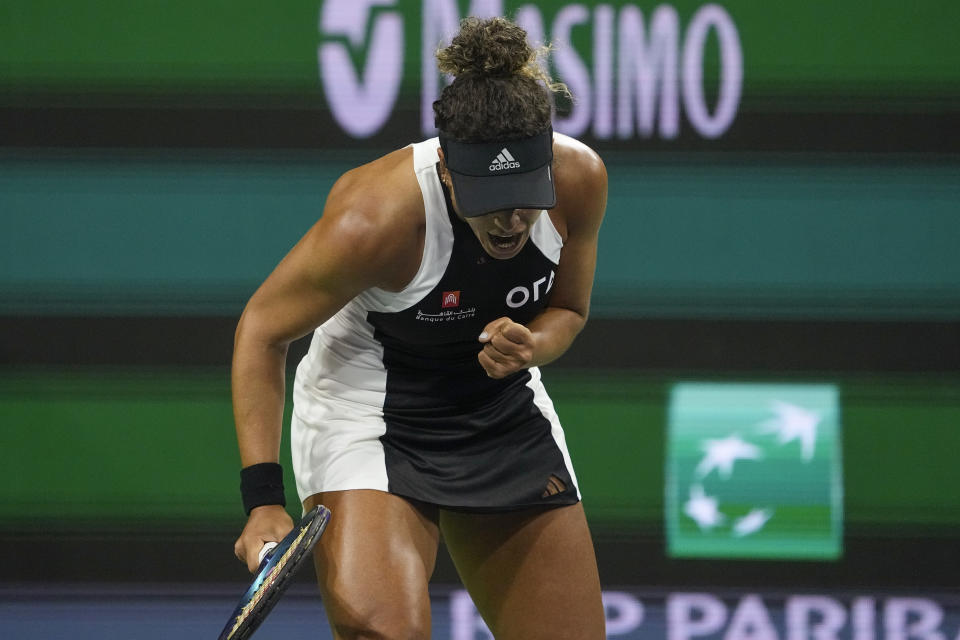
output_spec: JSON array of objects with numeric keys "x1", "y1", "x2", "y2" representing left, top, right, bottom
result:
[{"x1": 232, "y1": 133, "x2": 607, "y2": 639}]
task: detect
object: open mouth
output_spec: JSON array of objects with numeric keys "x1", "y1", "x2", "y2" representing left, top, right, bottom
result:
[{"x1": 487, "y1": 232, "x2": 522, "y2": 253}]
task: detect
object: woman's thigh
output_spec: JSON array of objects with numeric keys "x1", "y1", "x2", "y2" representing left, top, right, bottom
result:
[
  {"x1": 439, "y1": 502, "x2": 605, "y2": 640},
  {"x1": 304, "y1": 490, "x2": 441, "y2": 640}
]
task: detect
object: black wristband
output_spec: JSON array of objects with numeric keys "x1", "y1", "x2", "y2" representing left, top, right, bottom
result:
[{"x1": 240, "y1": 462, "x2": 286, "y2": 515}]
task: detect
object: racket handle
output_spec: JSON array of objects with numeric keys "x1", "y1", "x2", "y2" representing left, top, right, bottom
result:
[{"x1": 258, "y1": 541, "x2": 279, "y2": 565}]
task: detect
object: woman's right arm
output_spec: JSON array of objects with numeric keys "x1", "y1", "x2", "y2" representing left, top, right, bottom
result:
[{"x1": 231, "y1": 156, "x2": 423, "y2": 571}]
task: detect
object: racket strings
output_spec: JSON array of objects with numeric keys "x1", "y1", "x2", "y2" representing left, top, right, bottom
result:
[{"x1": 227, "y1": 523, "x2": 312, "y2": 639}]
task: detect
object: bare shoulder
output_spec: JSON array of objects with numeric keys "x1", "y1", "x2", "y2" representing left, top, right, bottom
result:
[
  {"x1": 307, "y1": 146, "x2": 425, "y2": 291},
  {"x1": 326, "y1": 146, "x2": 423, "y2": 235},
  {"x1": 551, "y1": 133, "x2": 607, "y2": 238},
  {"x1": 553, "y1": 133, "x2": 607, "y2": 187}
]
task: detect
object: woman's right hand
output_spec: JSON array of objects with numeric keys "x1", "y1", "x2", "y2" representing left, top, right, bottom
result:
[{"x1": 233, "y1": 504, "x2": 295, "y2": 573}]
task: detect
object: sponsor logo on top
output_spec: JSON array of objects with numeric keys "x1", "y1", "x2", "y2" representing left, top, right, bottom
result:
[{"x1": 442, "y1": 290, "x2": 461, "y2": 308}]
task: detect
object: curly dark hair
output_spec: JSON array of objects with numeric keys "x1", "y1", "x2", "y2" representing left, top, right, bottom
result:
[{"x1": 432, "y1": 17, "x2": 564, "y2": 142}]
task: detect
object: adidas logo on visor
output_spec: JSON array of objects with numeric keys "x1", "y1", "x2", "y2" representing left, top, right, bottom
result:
[{"x1": 489, "y1": 148, "x2": 521, "y2": 172}]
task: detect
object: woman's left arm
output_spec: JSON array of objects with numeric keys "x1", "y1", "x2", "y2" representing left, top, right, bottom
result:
[{"x1": 478, "y1": 141, "x2": 607, "y2": 378}]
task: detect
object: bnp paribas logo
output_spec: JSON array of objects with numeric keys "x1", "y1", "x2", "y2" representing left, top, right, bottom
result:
[{"x1": 666, "y1": 383, "x2": 843, "y2": 560}]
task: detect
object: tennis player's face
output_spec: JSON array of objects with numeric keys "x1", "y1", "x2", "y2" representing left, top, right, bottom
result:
[
  {"x1": 438, "y1": 152, "x2": 542, "y2": 259},
  {"x1": 463, "y1": 208, "x2": 542, "y2": 259}
]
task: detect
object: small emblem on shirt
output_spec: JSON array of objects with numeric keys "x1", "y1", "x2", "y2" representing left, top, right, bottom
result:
[{"x1": 441, "y1": 291, "x2": 461, "y2": 308}]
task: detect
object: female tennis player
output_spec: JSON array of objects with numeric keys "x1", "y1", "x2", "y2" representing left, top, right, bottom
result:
[{"x1": 232, "y1": 16, "x2": 607, "y2": 639}]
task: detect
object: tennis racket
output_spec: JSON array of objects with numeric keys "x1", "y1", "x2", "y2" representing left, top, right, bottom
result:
[{"x1": 218, "y1": 504, "x2": 331, "y2": 640}]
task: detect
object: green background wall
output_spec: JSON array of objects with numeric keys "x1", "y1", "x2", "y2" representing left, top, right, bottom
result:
[
  {"x1": 1, "y1": 0, "x2": 957, "y2": 587},
  {"x1": 2, "y1": 153, "x2": 958, "y2": 318},
  {"x1": 3, "y1": 1, "x2": 959, "y2": 91},
  {"x1": 2, "y1": 370, "x2": 957, "y2": 533}
]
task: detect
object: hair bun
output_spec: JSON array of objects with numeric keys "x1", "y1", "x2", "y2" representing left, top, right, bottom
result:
[{"x1": 437, "y1": 17, "x2": 534, "y2": 78}]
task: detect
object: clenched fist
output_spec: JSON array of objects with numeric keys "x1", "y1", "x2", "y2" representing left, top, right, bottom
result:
[{"x1": 478, "y1": 317, "x2": 535, "y2": 378}]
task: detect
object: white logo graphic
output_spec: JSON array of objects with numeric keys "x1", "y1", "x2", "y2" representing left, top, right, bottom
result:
[
  {"x1": 759, "y1": 401, "x2": 821, "y2": 461},
  {"x1": 320, "y1": 1, "x2": 743, "y2": 142},
  {"x1": 489, "y1": 148, "x2": 520, "y2": 171},
  {"x1": 732, "y1": 508, "x2": 774, "y2": 537},
  {"x1": 506, "y1": 271, "x2": 555, "y2": 309},
  {"x1": 694, "y1": 433, "x2": 762, "y2": 479},
  {"x1": 420, "y1": 1, "x2": 742, "y2": 140},
  {"x1": 318, "y1": 0, "x2": 404, "y2": 137},
  {"x1": 684, "y1": 484, "x2": 725, "y2": 531},
  {"x1": 682, "y1": 399, "x2": 826, "y2": 539}
]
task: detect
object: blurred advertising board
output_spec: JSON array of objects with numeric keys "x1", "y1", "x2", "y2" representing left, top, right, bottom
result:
[{"x1": 666, "y1": 383, "x2": 843, "y2": 560}]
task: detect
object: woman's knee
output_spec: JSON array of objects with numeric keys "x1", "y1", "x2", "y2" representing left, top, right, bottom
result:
[
  {"x1": 306, "y1": 490, "x2": 440, "y2": 639},
  {"x1": 318, "y1": 552, "x2": 434, "y2": 640},
  {"x1": 327, "y1": 600, "x2": 431, "y2": 640}
]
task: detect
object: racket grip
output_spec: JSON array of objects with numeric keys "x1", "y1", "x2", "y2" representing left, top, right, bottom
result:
[{"x1": 258, "y1": 541, "x2": 279, "y2": 565}]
